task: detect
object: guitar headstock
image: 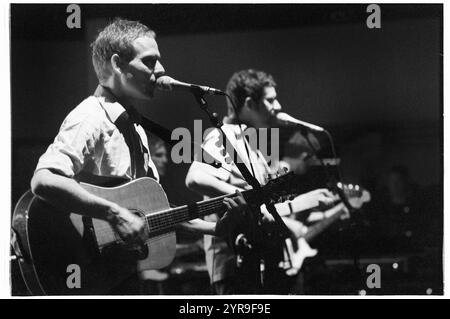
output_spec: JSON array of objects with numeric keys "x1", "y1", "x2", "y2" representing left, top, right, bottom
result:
[
  {"x1": 336, "y1": 182, "x2": 371, "y2": 209},
  {"x1": 262, "y1": 171, "x2": 300, "y2": 203}
]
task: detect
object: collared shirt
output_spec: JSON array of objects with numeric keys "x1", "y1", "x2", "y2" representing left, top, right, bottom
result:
[
  {"x1": 194, "y1": 123, "x2": 271, "y2": 284},
  {"x1": 35, "y1": 86, "x2": 159, "y2": 183}
]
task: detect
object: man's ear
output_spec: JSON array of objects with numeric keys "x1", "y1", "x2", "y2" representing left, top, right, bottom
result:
[
  {"x1": 244, "y1": 96, "x2": 257, "y2": 111},
  {"x1": 110, "y1": 54, "x2": 123, "y2": 75}
]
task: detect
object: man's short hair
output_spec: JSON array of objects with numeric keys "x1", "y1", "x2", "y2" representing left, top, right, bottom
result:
[
  {"x1": 91, "y1": 18, "x2": 156, "y2": 82},
  {"x1": 226, "y1": 69, "x2": 276, "y2": 114}
]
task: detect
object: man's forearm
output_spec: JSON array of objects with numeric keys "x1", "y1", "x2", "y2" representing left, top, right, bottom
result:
[
  {"x1": 177, "y1": 219, "x2": 216, "y2": 236},
  {"x1": 186, "y1": 169, "x2": 244, "y2": 198},
  {"x1": 260, "y1": 202, "x2": 292, "y2": 218},
  {"x1": 31, "y1": 169, "x2": 118, "y2": 221}
]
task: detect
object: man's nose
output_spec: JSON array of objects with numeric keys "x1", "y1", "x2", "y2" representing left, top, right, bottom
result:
[
  {"x1": 154, "y1": 61, "x2": 165, "y2": 77},
  {"x1": 273, "y1": 100, "x2": 282, "y2": 112}
]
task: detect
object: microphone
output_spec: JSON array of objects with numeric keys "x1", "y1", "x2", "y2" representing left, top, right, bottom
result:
[
  {"x1": 156, "y1": 75, "x2": 225, "y2": 96},
  {"x1": 275, "y1": 112, "x2": 325, "y2": 132}
]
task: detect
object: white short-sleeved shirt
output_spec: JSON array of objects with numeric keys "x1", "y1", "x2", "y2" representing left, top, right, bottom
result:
[
  {"x1": 35, "y1": 86, "x2": 159, "y2": 183},
  {"x1": 195, "y1": 123, "x2": 271, "y2": 284}
]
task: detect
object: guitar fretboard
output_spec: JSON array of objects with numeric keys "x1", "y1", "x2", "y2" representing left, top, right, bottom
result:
[{"x1": 144, "y1": 189, "x2": 258, "y2": 237}]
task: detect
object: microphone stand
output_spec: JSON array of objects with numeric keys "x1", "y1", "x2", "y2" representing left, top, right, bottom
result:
[{"x1": 191, "y1": 90, "x2": 291, "y2": 293}]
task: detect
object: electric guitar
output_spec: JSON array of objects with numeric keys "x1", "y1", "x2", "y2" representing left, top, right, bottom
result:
[
  {"x1": 11, "y1": 173, "x2": 298, "y2": 295},
  {"x1": 284, "y1": 184, "x2": 371, "y2": 276}
]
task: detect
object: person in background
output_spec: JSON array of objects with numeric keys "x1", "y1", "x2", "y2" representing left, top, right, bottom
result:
[{"x1": 148, "y1": 135, "x2": 169, "y2": 178}]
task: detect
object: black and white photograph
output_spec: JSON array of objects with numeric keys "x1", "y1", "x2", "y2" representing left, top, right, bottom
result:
[{"x1": 8, "y1": 2, "x2": 443, "y2": 297}]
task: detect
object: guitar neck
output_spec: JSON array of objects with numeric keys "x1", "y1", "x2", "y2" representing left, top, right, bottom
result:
[
  {"x1": 144, "y1": 189, "x2": 257, "y2": 237},
  {"x1": 304, "y1": 203, "x2": 346, "y2": 243}
]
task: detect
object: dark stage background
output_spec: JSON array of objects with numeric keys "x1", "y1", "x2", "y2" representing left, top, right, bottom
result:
[{"x1": 11, "y1": 4, "x2": 443, "y2": 295}]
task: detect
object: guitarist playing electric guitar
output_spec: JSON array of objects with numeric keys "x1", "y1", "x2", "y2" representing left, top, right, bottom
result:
[
  {"x1": 185, "y1": 69, "x2": 337, "y2": 295},
  {"x1": 25, "y1": 18, "x2": 247, "y2": 294}
]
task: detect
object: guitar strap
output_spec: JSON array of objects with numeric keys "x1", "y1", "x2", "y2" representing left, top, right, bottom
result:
[
  {"x1": 138, "y1": 115, "x2": 178, "y2": 148},
  {"x1": 113, "y1": 111, "x2": 155, "y2": 179},
  {"x1": 95, "y1": 86, "x2": 157, "y2": 179},
  {"x1": 136, "y1": 113, "x2": 231, "y2": 171},
  {"x1": 217, "y1": 126, "x2": 262, "y2": 190}
]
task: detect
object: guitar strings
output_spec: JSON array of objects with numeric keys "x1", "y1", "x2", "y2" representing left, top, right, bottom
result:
[
  {"x1": 150, "y1": 198, "x2": 236, "y2": 231},
  {"x1": 143, "y1": 189, "x2": 257, "y2": 233},
  {"x1": 145, "y1": 200, "x2": 227, "y2": 234},
  {"x1": 94, "y1": 199, "x2": 228, "y2": 238}
]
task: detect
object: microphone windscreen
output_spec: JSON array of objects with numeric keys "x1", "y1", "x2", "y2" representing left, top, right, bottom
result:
[
  {"x1": 156, "y1": 76, "x2": 174, "y2": 91},
  {"x1": 276, "y1": 112, "x2": 300, "y2": 124}
]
